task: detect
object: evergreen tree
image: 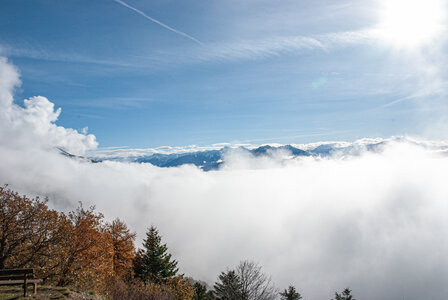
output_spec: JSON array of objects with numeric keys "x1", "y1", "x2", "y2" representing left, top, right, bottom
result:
[
  {"x1": 193, "y1": 282, "x2": 214, "y2": 300},
  {"x1": 133, "y1": 248, "x2": 145, "y2": 280},
  {"x1": 332, "y1": 288, "x2": 355, "y2": 300},
  {"x1": 280, "y1": 285, "x2": 302, "y2": 300},
  {"x1": 133, "y1": 225, "x2": 178, "y2": 283},
  {"x1": 213, "y1": 270, "x2": 243, "y2": 299}
]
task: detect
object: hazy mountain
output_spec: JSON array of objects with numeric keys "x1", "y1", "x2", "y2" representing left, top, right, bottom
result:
[
  {"x1": 82, "y1": 137, "x2": 448, "y2": 170},
  {"x1": 86, "y1": 144, "x2": 311, "y2": 170}
]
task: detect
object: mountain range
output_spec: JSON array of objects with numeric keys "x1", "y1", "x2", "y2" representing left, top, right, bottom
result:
[
  {"x1": 60, "y1": 137, "x2": 448, "y2": 171},
  {"x1": 84, "y1": 140, "x2": 387, "y2": 170}
]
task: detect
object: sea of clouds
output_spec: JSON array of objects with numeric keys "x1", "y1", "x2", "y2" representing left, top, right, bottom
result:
[{"x1": 0, "y1": 56, "x2": 447, "y2": 299}]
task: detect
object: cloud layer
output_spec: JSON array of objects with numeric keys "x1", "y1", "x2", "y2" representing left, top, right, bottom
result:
[{"x1": 0, "y1": 57, "x2": 447, "y2": 299}]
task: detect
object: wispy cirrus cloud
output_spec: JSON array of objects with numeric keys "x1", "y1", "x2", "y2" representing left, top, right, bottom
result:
[
  {"x1": 0, "y1": 42, "x2": 158, "y2": 68},
  {"x1": 1, "y1": 29, "x2": 374, "y2": 68},
  {"x1": 381, "y1": 84, "x2": 447, "y2": 108},
  {"x1": 181, "y1": 29, "x2": 374, "y2": 63},
  {"x1": 2, "y1": 56, "x2": 448, "y2": 300},
  {"x1": 113, "y1": 0, "x2": 203, "y2": 45},
  {"x1": 69, "y1": 97, "x2": 157, "y2": 110}
]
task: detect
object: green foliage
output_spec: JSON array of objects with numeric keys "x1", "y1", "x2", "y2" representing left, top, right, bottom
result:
[
  {"x1": 280, "y1": 285, "x2": 302, "y2": 300},
  {"x1": 213, "y1": 270, "x2": 243, "y2": 300},
  {"x1": 193, "y1": 282, "x2": 214, "y2": 300},
  {"x1": 213, "y1": 261, "x2": 277, "y2": 300},
  {"x1": 0, "y1": 185, "x2": 363, "y2": 300},
  {"x1": 133, "y1": 225, "x2": 179, "y2": 283},
  {"x1": 332, "y1": 288, "x2": 355, "y2": 300}
]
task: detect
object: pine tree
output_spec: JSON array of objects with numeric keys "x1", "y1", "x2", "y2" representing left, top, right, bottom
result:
[
  {"x1": 133, "y1": 225, "x2": 178, "y2": 283},
  {"x1": 332, "y1": 288, "x2": 355, "y2": 300},
  {"x1": 213, "y1": 270, "x2": 243, "y2": 299},
  {"x1": 280, "y1": 285, "x2": 302, "y2": 300},
  {"x1": 193, "y1": 282, "x2": 214, "y2": 300}
]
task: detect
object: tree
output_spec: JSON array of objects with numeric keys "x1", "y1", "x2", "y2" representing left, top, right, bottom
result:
[
  {"x1": 193, "y1": 282, "x2": 208, "y2": 300},
  {"x1": 193, "y1": 281, "x2": 214, "y2": 300},
  {"x1": 164, "y1": 275, "x2": 196, "y2": 299},
  {"x1": 133, "y1": 225, "x2": 178, "y2": 283},
  {"x1": 332, "y1": 288, "x2": 355, "y2": 300},
  {"x1": 106, "y1": 218, "x2": 136, "y2": 279},
  {"x1": 280, "y1": 285, "x2": 302, "y2": 300},
  {"x1": 0, "y1": 185, "x2": 63, "y2": 270},
  {"x1": 237, "y1": 260, "x2": 277, "y2": 300},
  {"x1": 105, "y1": 275, "x2": 195, "y2": 300},
  {"x1": 55, "y1": 203, "x2": 113, "y2": 289},
  {"x1": 213, "y1": 270, "x2": 243, "y2": 300}
]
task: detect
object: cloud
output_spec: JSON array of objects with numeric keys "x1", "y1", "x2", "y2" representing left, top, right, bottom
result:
[
  {"x1": 0, "y1": 56, "x2": 20, "y2": 108},
  {"x1": 0, "y1": 57, "x2": 447, "y2": 299},
  {"x1": 1, "y1": 29, "x2": 372, "y2": 69},
  {"x1": 113, "y1": 0, "x2": 203, "y2": 45},
  {"x1": 184, "y1": 30, "x2": 374, "y2": 64},
  {"x1": 0, "y1": 43, "x2": 146, "y2": 68},
  {"x1": 0, "y1": 57, "x2": 97, "y2": 155}
]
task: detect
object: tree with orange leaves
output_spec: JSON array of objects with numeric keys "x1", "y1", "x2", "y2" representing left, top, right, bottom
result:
[
  {"x1": 106, "y1": 218, "x2": 136, "y2": 279},
  {"x1": 0, "y1": 185, "x2": 63, "y2": 271},
  {"x1": 55, "y1": 203, "x2": 114, "y2": 289}
]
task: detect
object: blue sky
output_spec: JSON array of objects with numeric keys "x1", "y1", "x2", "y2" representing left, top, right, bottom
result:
[{"x1": 1, "y1": 0, "x2": 448, "y2": 148}]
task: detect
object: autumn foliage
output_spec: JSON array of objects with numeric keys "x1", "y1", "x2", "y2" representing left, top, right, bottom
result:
[
  {"x1": 108, "y1": 218, "x2": 136, "y2": 280},
  {"x1": 0, "y1": 185, "x2": 356, "y2": 300},
  {"x1": 0, "y1": 185, "x2": 194, "y2": 299},
  {"x1": 0, "y1": 185, "x2": 63, "y2": 271}
]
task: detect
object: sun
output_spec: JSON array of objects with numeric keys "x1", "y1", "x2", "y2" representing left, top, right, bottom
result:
[{"x1": 376, "y1": 0, "x2": 447, "y2": 48}]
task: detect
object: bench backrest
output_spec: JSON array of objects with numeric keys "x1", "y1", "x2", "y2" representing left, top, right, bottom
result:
[{"x1": 0, "y1": 269, "x2": 35, "y2": 280}]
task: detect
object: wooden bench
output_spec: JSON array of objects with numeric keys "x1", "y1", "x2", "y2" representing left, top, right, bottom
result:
[{"x1": 0, "y1": 268, "x2": 42, "y2": 297}]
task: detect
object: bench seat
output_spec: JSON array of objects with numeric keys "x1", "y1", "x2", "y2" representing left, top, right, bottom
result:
[
  {"x1": 0, "y1": 279, "x2": 42, "y2": 285},
  {"x1": 0, "y1": 269, "x2": 42, "y2": 296}
]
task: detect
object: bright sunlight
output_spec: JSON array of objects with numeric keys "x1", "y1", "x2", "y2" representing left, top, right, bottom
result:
[{"x1": 377, "y1": 0, "x2": 447, "y2": 48}]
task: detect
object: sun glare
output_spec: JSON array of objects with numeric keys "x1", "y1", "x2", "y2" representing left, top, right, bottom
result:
[{"x1": 377, "y1": 0, "x2": 447, "y2": 48}]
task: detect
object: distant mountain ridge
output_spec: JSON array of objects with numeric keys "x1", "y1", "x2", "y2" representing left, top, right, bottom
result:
[
  {"x1": 85, "y1": 140, "x2": 384, "y2": 170},
  {"x1": 72, "y1": 137, "x2": 448, "y2": 171},
  {"x1": 57, "y1": 147, "x2": 100, "y2": 163}
]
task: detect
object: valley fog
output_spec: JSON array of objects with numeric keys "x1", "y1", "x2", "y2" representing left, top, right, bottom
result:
[{"x1": 1, "y1": 57, "x2": 447, "y2": 299}]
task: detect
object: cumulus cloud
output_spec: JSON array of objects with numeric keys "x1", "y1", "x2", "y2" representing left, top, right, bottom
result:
[
  {"x1": 0, "y1": 57, "x2": 447, "y2": 300},
  {"x1": 0, "y1": 57, "x2": 97, "y2": 154},
  {"x1": 0, "y1": 56, "x2": 20, "y2": 108}
]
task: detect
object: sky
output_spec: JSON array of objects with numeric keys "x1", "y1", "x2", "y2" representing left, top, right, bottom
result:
[
  {"x1": 1, "y1": 54, "x2": 448, "y2": 299},
  {"x1": 1, "y1": 0, "x2": 448, "y2": 148},
  {"x1": 1, "y1": 2, "x2": 448, "y2": 299}
]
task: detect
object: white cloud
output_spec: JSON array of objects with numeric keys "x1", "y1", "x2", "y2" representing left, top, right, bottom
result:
[
  {"x1": 0, "y1": 56, "x2": 20, "y2": 108},
  {"x1": 0, "y1": 57, "x2": 447, "y2": 299},
  {"x1": 185, "y1": 30, "x2": 375, "y2": 64},
  {"x1": 1, "y1": 29, "x2": 373, "y2": 68},
  {"x1": 0, "y1": 57, "x2": 97, "y2": 155}
]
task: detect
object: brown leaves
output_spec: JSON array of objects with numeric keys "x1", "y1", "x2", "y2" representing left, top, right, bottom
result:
[
  {"x1": 56, "y1": 203, "x2": 114, "y2": 289},
  {"x1": 107, "y1": 218, "x2": 136, "y2": 280},
  {"x1": 104, "y1": 276, "x2": 195, "y2": 300},
  {"x1": 0, "y1": 186, "x2": 195, "y2": 299},
  {"x1": 0, "y1": 185, "x2": 62, "y2": 270},
  {"x1": 0, "y1": 186, "x2": 136, "y2": 291}
]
